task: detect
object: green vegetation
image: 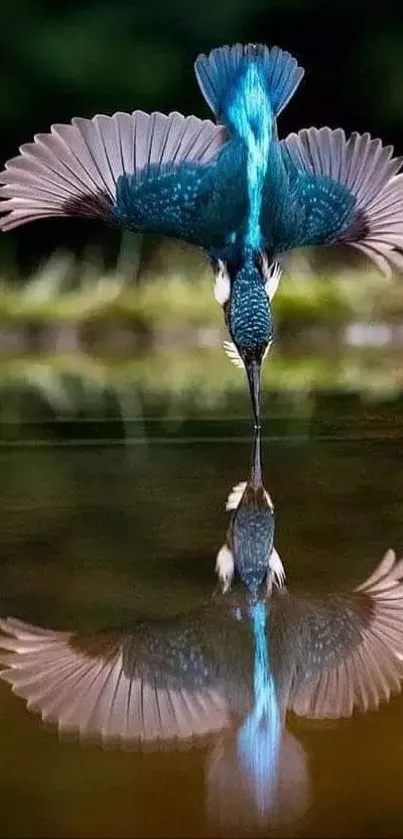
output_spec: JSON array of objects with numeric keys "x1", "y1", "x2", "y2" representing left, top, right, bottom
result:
[
  {"x1": 0, "y1": 242, "x2": 400, "y2": 425},
  {"x1": 0, "y1": 340, "x2": 401, "y2": 430},
  {"x1": 0, "y1": 243, "x2": 390, "y2": 326}
]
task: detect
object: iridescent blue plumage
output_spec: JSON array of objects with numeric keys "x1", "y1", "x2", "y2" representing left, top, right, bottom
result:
[
  {"x1": 238, "y1": 601, "x2": 281, "y2": 817},
  {"x1": 220, "y1": 427, "x2": 277, "y2": 596},
  {"x1": 229, "y1": 252, "x2": 272, "y2": 350},
  {"x1": 109, "y1": 45, "x2": 356, "y2": 425},
  {"x1": 111, "y1": 144, "x2": 247, "y2": 251},
  {"x1": 111, "y1": 45, "x2": 356, "y2": 260},
  {"x1": 224, "y1": 55, "x2": 272, "y2": 250}
]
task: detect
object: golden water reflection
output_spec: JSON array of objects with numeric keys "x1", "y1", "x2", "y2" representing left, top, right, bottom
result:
[{"x1": 0, "y1": 425, "x2": 403, "y2": 835}]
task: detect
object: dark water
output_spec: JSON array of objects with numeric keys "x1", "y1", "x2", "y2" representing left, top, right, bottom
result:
[{"x1": 1, "y1": 389, "x2": 403, "y2": 838}]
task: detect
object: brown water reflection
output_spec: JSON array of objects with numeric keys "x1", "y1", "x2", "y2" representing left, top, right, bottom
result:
[{"x1": 0, "y1": 410, "x2": 403, "y2": 837}]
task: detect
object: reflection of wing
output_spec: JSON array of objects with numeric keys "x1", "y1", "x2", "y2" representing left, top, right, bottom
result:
[
  {"x1": 0, "y1": 111, "x2": 245, "y2": 250},
  {"x1": 0, "y1": 609, "x2": 251, "y2": 745},
  {"x1": 278, "y1": 128, "x2": 403, "y2": 276},
  {"x1": 285, "y1": 549, "x2": 403, "y2": 717},
  {"x1": 4, "y1": 550, "x2": 403, "y2": 745}
]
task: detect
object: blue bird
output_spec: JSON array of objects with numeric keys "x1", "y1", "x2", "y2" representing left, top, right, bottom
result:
[
  {"x1": 1, "y1": 43, "x2": 403, "y2": 425},
  {"x1": 215, "y1": 426, "x2": 284, "y2": 596}
]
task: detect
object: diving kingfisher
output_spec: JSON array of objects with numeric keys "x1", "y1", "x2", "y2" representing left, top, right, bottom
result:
[{"x1": 1, "y1": 43, "x2": 403, "y2": 426}]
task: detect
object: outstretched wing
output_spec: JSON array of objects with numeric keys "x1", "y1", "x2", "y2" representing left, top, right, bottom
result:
[
  {"x1": 288, "y1": 549, "x2": 403, "y2": 717},
  {"x1": 0, "y1": 111, "x2": 245, "y2": 250},
  {"x1": 0, "y1": 608, "x2": 250, "y2": 746},
  {"x1": 280, "y1": 127, "x2": 403, "y2": 277}
]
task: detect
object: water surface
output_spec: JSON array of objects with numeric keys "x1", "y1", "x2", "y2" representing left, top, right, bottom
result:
[{"x1": 0, "y1": 391, "x2": 403, "y2": 838}]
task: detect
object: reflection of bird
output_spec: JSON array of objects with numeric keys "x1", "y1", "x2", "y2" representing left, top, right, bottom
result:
[
  {"x1": 1, "y1": 549, "x2": 403, "y2": 826},
  {"x1": 215, "y1": 427, "x2": 283, "y2": 596},
  {"x1": 1, "y1": 45, "x2": 403, "y2": 426}
]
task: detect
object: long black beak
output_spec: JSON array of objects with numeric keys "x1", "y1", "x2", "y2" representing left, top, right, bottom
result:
[{"x1": 245, "y1": 358, "x2": 261, "y2": 429}]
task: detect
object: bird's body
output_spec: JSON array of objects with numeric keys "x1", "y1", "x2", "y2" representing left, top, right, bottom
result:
[
  {"x1": 1, "y1": 43, "x2": 403, "y2": 424},
  {"x1": 216, "y1": 427, "x2": 283, "y2": 595}
]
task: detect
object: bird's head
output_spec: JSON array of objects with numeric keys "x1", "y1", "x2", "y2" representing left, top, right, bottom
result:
[{"x1": 225, "y1": 252, "x2": 274, "y2": 427}]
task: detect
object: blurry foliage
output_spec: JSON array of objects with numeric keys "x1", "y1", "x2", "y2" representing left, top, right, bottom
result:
[
  {"x1": 0, "y1": 238, "x2": 399, "y2": 430},
  {"x1": 0, "y1": 338, "x2": 402, "y2": 437},
  {"x1": 1, "y1": 0, "x2": 402, "y2": 143},
  {"x1": 0, "y1": 241, "x2": 391, "y2": 326}
]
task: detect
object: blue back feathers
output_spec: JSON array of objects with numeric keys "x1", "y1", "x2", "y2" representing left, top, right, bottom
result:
[
  {"x1": 227, "y1": 60, "x2": 272, "y2": 250},
  {"x1": 111, "y1": 45, "x2": 355, "y2": 263},
  {"x1": 237, "y1": 601, "x2": 281, "y2": 816},
  {"x1": 195, "y1": 44, "x2": 304, "y2": 253}
]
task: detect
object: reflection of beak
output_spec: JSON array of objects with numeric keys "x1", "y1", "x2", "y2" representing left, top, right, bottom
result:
[
  {"x1": 250, "y1": 425, "x2": 262, "y2": 490},
  {"x1": 245, "y1": 358, "x2": 261, "y2": 429}
]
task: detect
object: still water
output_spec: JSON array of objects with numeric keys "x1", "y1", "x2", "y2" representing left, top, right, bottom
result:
[{"x1": 0, "y1": 389, "x2": 403, "y2": 838}]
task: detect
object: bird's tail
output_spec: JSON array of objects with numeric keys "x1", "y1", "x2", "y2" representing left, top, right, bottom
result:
[
  {"x1": 206, "y1": 728, "x2": 308, "y2": 830},
  {"x1": 195, "y1": 43, "x2": 304, "y2": 121}
]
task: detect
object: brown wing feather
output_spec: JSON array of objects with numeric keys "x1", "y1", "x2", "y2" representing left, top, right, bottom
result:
[
  {"x1": 289, "y1": 550, "x2": 403, "y2": 718},
  {"x1": 282, "y1": 127, "x2": 403, "y2": 277},
  {"x1": 0, "y1": 112, "x2": 225, "y2": 230},
  {"x1": 0, "y1": 615, "x2": 232, "y2": 745}
]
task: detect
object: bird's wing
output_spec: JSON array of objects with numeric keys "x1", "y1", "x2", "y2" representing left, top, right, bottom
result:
[
  {"x1": 0, "y1": 110, "x2": 245, "y2": 249},
  {"x1": 287, "y1": 549, "x2": 403, "y2": 718},
  {"x1": 0, "y1": 609, "x2": 248, "y2": 746},
  {"x1": 280, "y1": 127, "x2": 403, "y2": 277}
]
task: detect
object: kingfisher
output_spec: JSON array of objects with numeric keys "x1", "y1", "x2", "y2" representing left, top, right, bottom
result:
[
  {"x1": 1, "y1": 43, "x2": 403, "y2": 426},
  {"x1": 1, "y1": 548, "x2": 403, "y2": 822},
  {"x1": 215, "y1": 426, "x2": 284, "y2": 596}
]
